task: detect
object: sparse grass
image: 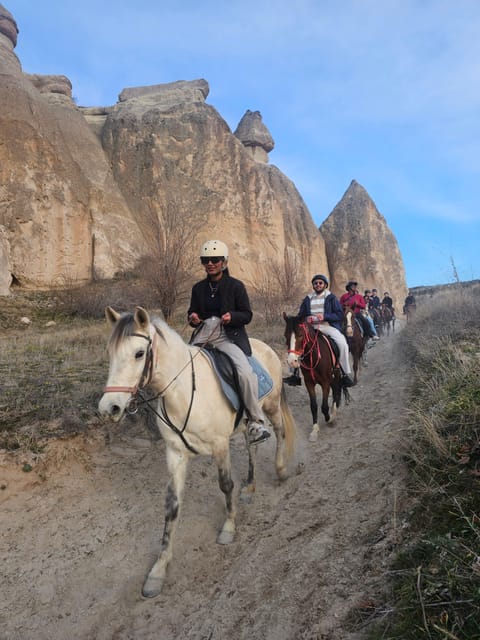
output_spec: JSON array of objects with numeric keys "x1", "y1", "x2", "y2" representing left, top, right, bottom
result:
[
  {"x1": 0, "y1": 285, "x2": 289, "y2": 453},
  {"x1": 364, "y1": 284, "x2": 480, "y2": 639}
]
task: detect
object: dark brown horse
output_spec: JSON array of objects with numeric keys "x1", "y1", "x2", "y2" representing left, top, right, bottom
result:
[
  {"x1": 369, "y1": 306, "x2": 383, "y2": 337},
  {"x1": 381, "y1": 305, "x2": 396, "y2": 335},
  {"x1": 283, "y1": 313, "x2": 343, "y2": 442},
  {"x1": 342, "y1": 307, "x2": 368, "y2": 384}
]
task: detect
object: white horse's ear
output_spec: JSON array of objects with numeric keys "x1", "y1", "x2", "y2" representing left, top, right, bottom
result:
[
  {"x1": 134, "y1": 306, "x2": 150, "y2": 330},
  {"x1": 105, "y1": 306, "x2": 121, "y2": 325}
]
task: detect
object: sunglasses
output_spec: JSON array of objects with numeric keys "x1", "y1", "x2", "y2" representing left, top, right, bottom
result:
[
  {"x1": 200, "y1": 256, "x2": 223, "y2": 265},
  {"x1": 312, "y1": 280, "x2": 325, "y2": 285}
]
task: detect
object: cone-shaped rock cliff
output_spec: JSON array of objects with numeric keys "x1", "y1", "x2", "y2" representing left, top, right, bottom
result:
[{"x1": 320, "y1": 180, "x2": 407, "y2": 303}]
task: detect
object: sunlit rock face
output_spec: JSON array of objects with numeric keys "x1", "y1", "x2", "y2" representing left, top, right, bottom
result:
[
  {"x1": 321, "y1": 180, "x2": 408, "y2": 303},
  {"x1": 0, "y1": 5, "x2": 145, "y2": 289},
  {"x1": 100, "y1": 80, "x2": 327, "y2": 285}
]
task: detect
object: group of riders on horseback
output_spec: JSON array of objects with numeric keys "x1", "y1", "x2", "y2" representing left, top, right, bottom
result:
[{"x1": 183, "y1": 238, "x2": 415, "y2": 446}]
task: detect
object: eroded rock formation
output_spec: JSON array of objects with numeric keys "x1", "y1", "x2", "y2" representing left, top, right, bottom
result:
[
  {"x1": 321, "y1": 180, "x2": 408, "y2": 301},
  {"x1": 0, "y1": 2, "x2": 407, "y2": 301}
]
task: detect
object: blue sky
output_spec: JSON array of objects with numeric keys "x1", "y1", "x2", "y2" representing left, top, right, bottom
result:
[{"x1": 8, "y1": 0, "x2": 480, "y2": 287}]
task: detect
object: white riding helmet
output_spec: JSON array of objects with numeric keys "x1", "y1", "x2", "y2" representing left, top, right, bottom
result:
[{"x1": 200, "y1": 240, "x2": 229, "y2": 262}]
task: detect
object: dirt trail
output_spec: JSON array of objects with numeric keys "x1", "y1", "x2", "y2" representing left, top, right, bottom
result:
[{"x1": 0, "y1": 325, "x2": 409, "y2": 640}]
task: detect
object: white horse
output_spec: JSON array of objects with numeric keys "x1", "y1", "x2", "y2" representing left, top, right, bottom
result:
[{"x1": 98, "y1": 307, "x2": 296, "y2": 598}]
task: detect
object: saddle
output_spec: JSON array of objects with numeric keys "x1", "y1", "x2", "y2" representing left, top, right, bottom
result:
[{"x1": 201, "y1": 345, "x2": 273, "y2": 428}]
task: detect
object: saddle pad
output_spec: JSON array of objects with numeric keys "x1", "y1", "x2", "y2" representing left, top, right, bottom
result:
[{"x1": 201, "y1": 348, "x2": 273, "y2": 411}]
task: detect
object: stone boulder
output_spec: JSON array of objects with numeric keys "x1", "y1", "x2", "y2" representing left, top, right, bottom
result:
[{"x1": 321, "y1": 180, "x2": 408, "y2": 303}]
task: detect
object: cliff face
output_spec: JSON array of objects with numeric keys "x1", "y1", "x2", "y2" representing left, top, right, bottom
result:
[
  {"x1": 100, "y1": 83, "x2": 327, "y2": 284},
  {"x1": 321, "y1": 180, "x2": 408, "y2": 302},
  {"x1": 0, "y1": 4, "x2": 145, "y2": 295}
]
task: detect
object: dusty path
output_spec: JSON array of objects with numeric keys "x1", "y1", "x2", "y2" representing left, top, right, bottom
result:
[{"x1": 0, "y1": 325, "x2": 409, "y2": 640}]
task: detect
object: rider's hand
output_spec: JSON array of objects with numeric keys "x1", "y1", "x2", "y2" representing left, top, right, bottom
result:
[
  {"x1": 307, "y1": 315, "x2": 314, "y2": 324},
  {"x1": 221, "y1": 312, "x2": 231, "y2": 324},
  {"x1": 189, "y1": 312, "x2": 201, "y2": 326},
  {"x1": 316, "y1": 313, "x2": 324, "y2": 322}
]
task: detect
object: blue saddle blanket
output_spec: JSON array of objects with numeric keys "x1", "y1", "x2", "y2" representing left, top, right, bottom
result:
[{"x1": 201, "y1": 349, "x2": 273, "y2": 411}]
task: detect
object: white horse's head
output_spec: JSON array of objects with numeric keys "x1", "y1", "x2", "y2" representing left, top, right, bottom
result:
[{"x1": 98, "y1": 306, "x2": 155, "y2": 422}]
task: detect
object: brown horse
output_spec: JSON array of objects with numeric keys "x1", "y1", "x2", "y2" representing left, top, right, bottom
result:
[
  {"x1": 283, "y1": 313, "x2": 343, "y2": 442},
  {"x1": 342, "y1": 307, "x2": 368, "y2": 384},
  {"x1": 381, "y1": 305, "x2": 396, "y2": 334},
  {"x1": 404, "y1": 303, "x2": 416, "y2": 324},
  {"x1": 369, "y1": 306, "x2": 384, "y2": 337}
]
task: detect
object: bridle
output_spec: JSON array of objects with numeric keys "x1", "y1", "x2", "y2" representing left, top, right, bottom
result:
[
  {"x1": 102, "y1": 329, "x2": 199, "y2": 454},
  {"x1": 288, "y1": 322, "x2": 324, "y2": 372},
  {"x1": 289, "y1": 320, "x2": 338, "y2": 376}
]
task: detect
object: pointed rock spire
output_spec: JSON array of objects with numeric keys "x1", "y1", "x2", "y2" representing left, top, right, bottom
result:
[
  {"x1": 320, "y1": 179, "x2": 407, "y2": 301},
  {"x1": 234, "y1": 110, "x2": 274, "y2": 163}
]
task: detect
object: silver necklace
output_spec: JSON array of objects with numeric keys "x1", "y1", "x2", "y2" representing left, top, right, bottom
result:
[{"x1": 208, "y1": 281, "x2": 219, "y2": 298}]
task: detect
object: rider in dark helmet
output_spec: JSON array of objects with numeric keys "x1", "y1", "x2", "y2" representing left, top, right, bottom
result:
[{"x1": 283, "y1": 274, "x2": 354, "y2": 388}]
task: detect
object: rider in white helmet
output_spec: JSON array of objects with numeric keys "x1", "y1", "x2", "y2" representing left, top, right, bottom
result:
[{"x1": 187, "y1": 240, "x2": 270, "y2": 445}]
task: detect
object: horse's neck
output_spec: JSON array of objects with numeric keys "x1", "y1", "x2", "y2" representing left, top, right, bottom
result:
[{"x1": 150, "y1": 322, "x2": 195, "y2": 392}]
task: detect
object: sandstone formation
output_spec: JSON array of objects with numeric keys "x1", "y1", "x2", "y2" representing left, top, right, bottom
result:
[
  {"x1": 0, "y1": 3, "x2": 407, "y2": 302},
  {"x1": 234, "y1": 110, "x2": 274, "y2": 163},
  {"x1": 98, "y1": 82, "x2": 327, "y2": 286},
  {"x1": 0, "y1": 4, "x2": 146, "y2": 291},
  {"x1": 321, "y1": 180, "x2": 408, "y2": 303}
]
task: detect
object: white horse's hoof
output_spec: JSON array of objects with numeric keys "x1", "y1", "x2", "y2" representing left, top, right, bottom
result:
[
  {"x1": 142, "y1": 574, "x2": 164, "y2": 599},
  {"x1": 217, "y1": 530, "x2": 235, "y2": 545},
  {"x1": 309, "y1": 430, "x2": 319, "y2": 442}
]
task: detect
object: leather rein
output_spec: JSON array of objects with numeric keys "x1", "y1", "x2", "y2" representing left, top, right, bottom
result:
[{"x1": 103, "y1": 331, "x2": 199, "y2": 455}]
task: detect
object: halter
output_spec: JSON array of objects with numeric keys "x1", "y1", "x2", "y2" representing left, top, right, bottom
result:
[{"x1": 103, "y1": 332, "x2": 155, "y2": 395}]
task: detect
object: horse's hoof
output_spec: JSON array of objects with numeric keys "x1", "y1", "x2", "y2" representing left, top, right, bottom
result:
[
  {"x1": 142, "y1": 575, "x2": 164, "y2": 599},
  {"x1": 309, "y1": 430, "x2": 319, "y2": 442},
  {"x1": 239, "y1": 491, "x2": 253, "y2": 504},
  {"x1": 217, "y1": 530, "x2": 235, "y2": 545}
]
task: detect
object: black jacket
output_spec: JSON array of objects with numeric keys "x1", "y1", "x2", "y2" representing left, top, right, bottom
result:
[{"x1": 188, "y1": 272, "x2": 253, "y2": 355}]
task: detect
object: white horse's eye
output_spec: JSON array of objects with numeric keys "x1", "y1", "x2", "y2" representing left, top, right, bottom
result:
[{"x1": 135, "y1": 350, "x2": 145, "y2": 359}]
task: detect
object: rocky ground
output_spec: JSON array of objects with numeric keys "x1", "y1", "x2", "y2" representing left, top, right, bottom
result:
[{"x1": 0, "y1": 323, "x2": 409, "y2": 640}]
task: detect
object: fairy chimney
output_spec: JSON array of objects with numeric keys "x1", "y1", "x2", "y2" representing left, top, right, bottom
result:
[
  {"x1": 0, "y1": 3, "x2": 17, "y2": 46},
  {"x1": 234, "y1": 110, "x2": 274, "y2": 163}
]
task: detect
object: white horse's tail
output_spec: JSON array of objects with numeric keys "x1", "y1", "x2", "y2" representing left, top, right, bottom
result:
[{"x1": 280, "y1": 384, "x2": 296, "y2": 460}]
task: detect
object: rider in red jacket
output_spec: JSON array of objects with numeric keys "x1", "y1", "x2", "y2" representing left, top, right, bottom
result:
[{"x1": 340, "y1": 281, "x2": 379, "y2": 340}]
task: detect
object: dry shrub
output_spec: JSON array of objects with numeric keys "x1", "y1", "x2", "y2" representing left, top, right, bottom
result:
[{"x1": 367, "y1": 283, "x2": 480, "y2": 640}]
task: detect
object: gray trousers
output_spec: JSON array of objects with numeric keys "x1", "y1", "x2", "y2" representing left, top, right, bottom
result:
[{"x1": 192, "y1": 318, "x2": 264, "y2": 424}]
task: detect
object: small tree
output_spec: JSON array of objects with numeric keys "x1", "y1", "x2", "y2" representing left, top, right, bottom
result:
[
  {"x1": 138, "y1": 197, "x2": 207, "y2": 320},
  {"x1": 250, "y1": 246, "x2": 303, "y2": 324}
]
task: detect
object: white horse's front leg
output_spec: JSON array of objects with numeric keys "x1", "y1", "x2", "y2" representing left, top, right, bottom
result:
[{"x1": 142, "y1": 447, "x2": 188, "y2": 598}]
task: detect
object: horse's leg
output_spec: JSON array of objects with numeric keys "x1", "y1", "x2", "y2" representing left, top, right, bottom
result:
[
  {"x1": 240, "y1": 431, "x2": 258, "y2": 503},
  {"x1": 142, "y1": 446, "x2": 188, "y2": 599},
  {"x1": 320, "y1": 380, "x2": 331, "y2": 424},
  {"x1": 263, "y1": 390, "x2": 289, "y2": 482},
  {"x1": 352, "y1": 350, "x2": 359, "y2": 385},
  {"x1": 304, "y1": 378, "x2": 320, "y2": 442},
  {"x1": 214, "y1": 445, "x2": 237, "y2": 545}
]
